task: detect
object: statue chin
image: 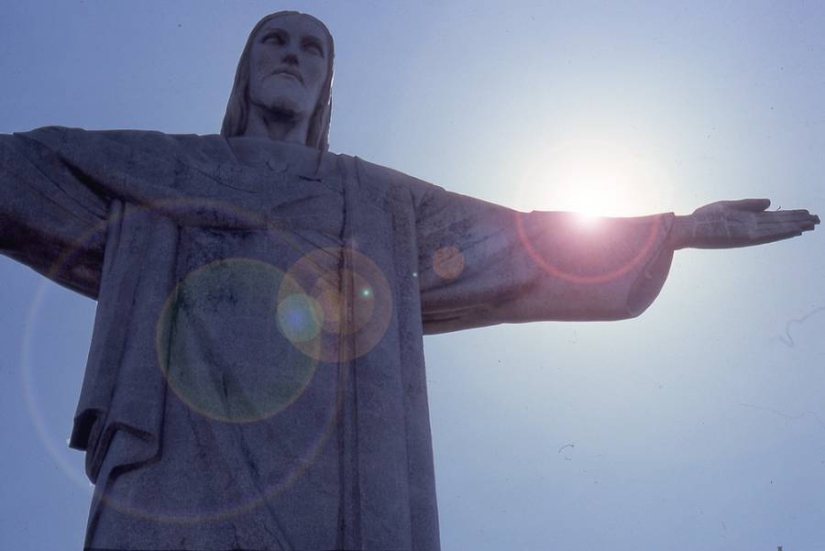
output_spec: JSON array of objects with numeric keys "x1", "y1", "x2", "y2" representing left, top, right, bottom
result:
[
  {"x1": 250, "y1": 100, "x2": 298, "y2": 122},
  {"x1": 251, "y1": 87, "x2": 314, "y2": 122},
  {"x1": 244, "y1": 98, "x2": 312, "y2": 141}
]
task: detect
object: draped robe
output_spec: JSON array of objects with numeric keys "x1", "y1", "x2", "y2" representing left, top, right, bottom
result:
[{"x1": 0, "y1": 127, "x2": 675, "y2": 551}]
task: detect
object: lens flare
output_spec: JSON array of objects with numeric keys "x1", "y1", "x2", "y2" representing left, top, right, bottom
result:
[
  {"x1": 20, "y1": 279, "x2": 94, "y2": 493},
  {"x1": 20, "y1": 196, "x2": 396, "y2": 525},
  {"x1": 511, "y1": 137, "x2": 672, "y2": 284},
  {"x1": 280, "y1": 247, "x2": 392, "y2": 363},
  {"x1": 156, "y1": 259, "x2": 320, "y2": 424},
  {"x1": 277, "y1": 293, "x2": 324, "y2": 343},
  {"x1": 432, "y1": 246, "x2": 465, "y2": 280},
  {"x1": 515, "y1": 211, "x2": 663, "y2": 284}
]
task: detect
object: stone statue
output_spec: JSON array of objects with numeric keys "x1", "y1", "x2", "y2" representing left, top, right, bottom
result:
[{"x1": 0, "y1": 10, "x2": 818, "y2": 551}]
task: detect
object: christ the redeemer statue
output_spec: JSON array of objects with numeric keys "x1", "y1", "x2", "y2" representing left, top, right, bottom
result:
[{"x1": 0, "y1": 11, "x2": 818, "y2": 551}]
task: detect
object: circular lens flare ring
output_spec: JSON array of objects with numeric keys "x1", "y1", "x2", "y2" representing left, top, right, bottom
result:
[
  {"x1": 280, "y1": 247, "x2": 392, "y2": 363},
  {"x1": 156, "y1": 259, "x2": 320, "y2": 424},
  {"x1": 432, "y1": 246, "x2": 466, "y2": 281},
  {"x1": 515, "y1": 212, "x2": 664, "y2": 285}
]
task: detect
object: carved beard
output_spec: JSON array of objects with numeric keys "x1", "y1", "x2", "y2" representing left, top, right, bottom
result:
[
  {"x1": 249, "y1": 75, "x2": 319, "y2": 125},
  {"x1": 261, "y1": 96, "x2": 303, "y2": 122}
]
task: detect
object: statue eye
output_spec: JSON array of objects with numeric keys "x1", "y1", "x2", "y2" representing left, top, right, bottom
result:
[
  {"x1": 261, "y1": 31, "x2": 287, "y2": 46},
  {"x1": 302, "y1": 39, "x2": 324, "y2": 57}
]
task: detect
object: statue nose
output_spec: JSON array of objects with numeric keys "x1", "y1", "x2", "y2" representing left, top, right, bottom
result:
[{"x1": 282, "y1": 52, "x2": 299, "y2": 65}]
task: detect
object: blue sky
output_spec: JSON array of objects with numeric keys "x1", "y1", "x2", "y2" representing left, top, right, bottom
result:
[{"x1": 1, "y1": 2, "x2": 824, "y2": 550}]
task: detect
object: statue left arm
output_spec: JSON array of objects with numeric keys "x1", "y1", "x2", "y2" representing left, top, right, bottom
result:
[
  {"x1": 410, "y1": 185, "x2": 818, "y2": 334},
  {"x1": 667, "y1": 198, "x2": 819, "y2": 250},
  {"x1": 412, "y1": 184, "x2": 677, "y2": 333}
]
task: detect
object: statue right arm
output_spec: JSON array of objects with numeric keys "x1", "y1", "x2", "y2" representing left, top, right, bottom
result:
[{"x1": 0, "y1": 131, "x2": 108, "y2": 298}]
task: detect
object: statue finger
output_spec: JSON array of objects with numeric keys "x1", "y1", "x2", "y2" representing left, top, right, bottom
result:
[
  {"x1": 751, "y1": 223, "x2": 808, "y2": 242},
  {"x1": 754, "y1": 210, "x2": 819, "y2": 229}
]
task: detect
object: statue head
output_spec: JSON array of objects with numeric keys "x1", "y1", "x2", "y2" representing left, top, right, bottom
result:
[{"x1": 221, "y1": 11, "x2": 334, "y2": 151}]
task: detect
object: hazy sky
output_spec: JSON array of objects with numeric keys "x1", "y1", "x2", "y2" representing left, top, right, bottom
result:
[{"x1": 1, "y1": 2, "x2": 824, "y2": 550}]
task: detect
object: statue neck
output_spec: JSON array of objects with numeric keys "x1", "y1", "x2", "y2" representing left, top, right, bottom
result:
[{"x1": 244, "y1": 104, "x2": 310, "y2": 145}]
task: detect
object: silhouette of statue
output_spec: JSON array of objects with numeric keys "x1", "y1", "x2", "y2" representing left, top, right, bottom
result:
[{"x1": 0, "y1": 11, "x2": 818, "y2": 551}]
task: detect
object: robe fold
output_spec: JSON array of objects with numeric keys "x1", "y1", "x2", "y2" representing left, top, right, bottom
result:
[{"x1": 0, "y1": 126, "x2": 674, "y2": 551}]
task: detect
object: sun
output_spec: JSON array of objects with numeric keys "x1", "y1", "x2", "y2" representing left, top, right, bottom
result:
[{"x1": 517, "y1": 137, "x2": 673, "y2": 220}]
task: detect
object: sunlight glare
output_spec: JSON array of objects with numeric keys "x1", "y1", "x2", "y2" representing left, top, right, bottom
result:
[{"x1": 517, "y1": 138, "x2": 673, "y2": 219}]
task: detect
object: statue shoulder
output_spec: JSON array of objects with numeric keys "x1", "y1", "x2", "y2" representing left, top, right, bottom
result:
[{"x1": 16, "y1": 126, "x2": 237, "y2": 164}]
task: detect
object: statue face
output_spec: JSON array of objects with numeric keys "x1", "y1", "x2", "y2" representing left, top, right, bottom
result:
[{"x1": 247, "y1": 13, "x2": 330, "y2": 122}]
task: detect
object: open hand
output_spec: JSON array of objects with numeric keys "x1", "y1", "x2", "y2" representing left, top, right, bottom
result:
[{"x1": 671, "y1": 199, "x2": 819, "y2": 249}]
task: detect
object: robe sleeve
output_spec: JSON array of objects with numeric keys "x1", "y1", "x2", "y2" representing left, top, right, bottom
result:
[
  {"x1": 0, "y1": 131, "x2": 108, "y2": 298},
  {"x1": 413, "y1": 184, "x2": 675, "y2": 334}
]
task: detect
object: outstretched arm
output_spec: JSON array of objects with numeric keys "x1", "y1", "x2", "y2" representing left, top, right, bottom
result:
[
  {"x1": 0, "y1": 132, "x2": 108, "y2": 297},
  {"x1": 668, "y1": 199, "x2": 819, "y2": 250}
]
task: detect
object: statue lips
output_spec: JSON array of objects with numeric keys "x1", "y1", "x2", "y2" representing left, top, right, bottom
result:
[{"x1": 272, "y1": 67, "x2": 304, "y2": 85}]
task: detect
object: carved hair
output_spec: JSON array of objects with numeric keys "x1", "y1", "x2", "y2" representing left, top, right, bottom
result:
[{"x1": 220, "y1": 11, "x2": 334, "y2": 151}]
